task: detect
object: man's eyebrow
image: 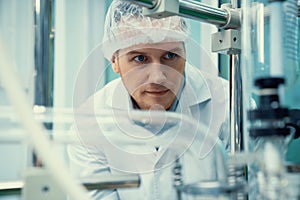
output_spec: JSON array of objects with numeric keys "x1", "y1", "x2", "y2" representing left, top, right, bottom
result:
[
  {"x1": 126, "y1": 47, "x2": 184, "y2": 55},
  {"x1": 126, "y1": 51, "x2": 145, "y2": 55}
]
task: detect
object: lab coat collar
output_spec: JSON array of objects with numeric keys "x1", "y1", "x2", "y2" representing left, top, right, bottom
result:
[
  {"x1": 105, "y1": 79, "x2": 133, "y2": 110},
  {"x1": 179, "y1": 63, "x2": 212, "y2": 108}
]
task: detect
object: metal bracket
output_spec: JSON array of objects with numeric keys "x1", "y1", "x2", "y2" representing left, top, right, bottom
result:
[
  {"x1": 211, "y1": 29, "x2": 241, "y2": 55},
  {"x1": 22, "y1": 168, "x2": 66, "y2": 200},
  {"x1": 219, "y1": 4, "x2": 241, "y2": 29},
  {"x1": 142, "y1": 0, "x2": 179, "y2": 18}
]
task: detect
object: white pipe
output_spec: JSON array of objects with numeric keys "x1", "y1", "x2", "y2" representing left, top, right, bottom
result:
[
  {"x1": 0, "y1": 38, "x2": 91, "y2": 200},
  {"x1": 269, "y1": 2, "x2": 284, "y2": 77},
  {"x1": 257, "y1": 3, "x2": 264, "y2": 64}
]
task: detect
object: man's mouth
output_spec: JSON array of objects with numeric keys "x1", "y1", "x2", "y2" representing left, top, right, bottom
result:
[{"x1": 144, "y1": 89, "x2": 169, "y2": 96}]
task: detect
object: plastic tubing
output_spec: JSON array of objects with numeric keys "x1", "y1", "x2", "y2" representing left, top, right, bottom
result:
[{"x1": 0, "y1": 38, "x2": 91, "y2": 200}]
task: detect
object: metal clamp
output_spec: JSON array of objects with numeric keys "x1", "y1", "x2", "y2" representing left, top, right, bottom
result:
[
  {"x1": 211, "y1": 29, "x2": 241, "y2": 55},
  {"x1": 142, "y1": 0, "x2": 179, "y2": 18},
  {"x1": 219, "y1": 4, "x2": 241, "y2": 29}
]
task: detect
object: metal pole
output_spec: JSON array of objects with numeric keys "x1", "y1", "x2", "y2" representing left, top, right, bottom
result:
[
  {"x1": 229, "y1": 53, "x2": 246, "y2": 200},
  {"x1": 229, "y1": 0, "x2": 243, "y2": 154},
  {"x1": 34, "y1": 0, "x2": 54, "y2": 108},
  {"x1": 33, "y1": 0, "x2": 54, "y2": 166},
  {"x1": 227, "y1": 53, "x2": 246, "y2": 200},
  {"x1": 229, "y1": 54, "x2": 243, "y2": 154}
]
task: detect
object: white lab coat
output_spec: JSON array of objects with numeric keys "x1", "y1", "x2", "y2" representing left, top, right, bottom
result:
[{"x1": 68, "y1": 64, "x2": 230, "y2": 200}]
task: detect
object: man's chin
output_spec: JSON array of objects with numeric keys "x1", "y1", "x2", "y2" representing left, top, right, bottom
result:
[{"x1": 140, "y1": 101, "x2": 171, "y2": 110}]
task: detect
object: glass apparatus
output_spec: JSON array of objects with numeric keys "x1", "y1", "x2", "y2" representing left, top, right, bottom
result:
[{"x1": 241, "y1": 0, "x2": 300, "y2": 199}]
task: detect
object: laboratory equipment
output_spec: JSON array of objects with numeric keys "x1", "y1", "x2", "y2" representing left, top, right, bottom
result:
[{"x1": 241, "y1": 0, "x2": 300, "y2": 198}]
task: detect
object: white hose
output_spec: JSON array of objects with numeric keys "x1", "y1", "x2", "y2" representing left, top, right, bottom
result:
[{"x1": 0, "y1": 38, "x2": 91, "y2": 200}]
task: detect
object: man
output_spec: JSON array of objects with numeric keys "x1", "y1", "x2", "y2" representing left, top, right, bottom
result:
[{"x1": 68, "y1": 0, "x2": 229, "y2": 199}]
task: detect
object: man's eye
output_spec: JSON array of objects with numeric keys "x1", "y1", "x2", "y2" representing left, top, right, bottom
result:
[
  {"x1": 164, "y1": 52, "x2": 177, "y2": 60},
  {"x1": 134, "y1": 55, "x2": 146, "y2": 62}
]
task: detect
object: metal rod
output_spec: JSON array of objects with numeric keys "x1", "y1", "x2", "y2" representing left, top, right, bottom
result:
[
  {"x1": 34, "y1": 0, "x2": 54, "y2": 107},
  {"x1": 229, "y1": 0, "x2": 242, "y2": 155},
  {"x1": 0, "y1": 175, "x2": 140, "y2": 196},
  {"x1": 82, "y1": 175, "x2": 140, "y2": 190},
  {"x1": 178, "y1": 0, "x2": 228, "y2": 26},
  {"x1": 228, "y1": 53, "x2": 247, "y2": 200},
  {"x1": 33, "y1": 0, "x2": 55, "y2": 166},
  {"x1": 127, "y1": 0, "x2": 228, "y2": 26},
  {"x1": 229, "y1": 54, "x2": 243, "y2": 154}
]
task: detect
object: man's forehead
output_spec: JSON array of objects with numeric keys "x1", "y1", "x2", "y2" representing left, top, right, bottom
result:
[{"x1": 118, "y1": 42, "x2": 185, "y2": 55}]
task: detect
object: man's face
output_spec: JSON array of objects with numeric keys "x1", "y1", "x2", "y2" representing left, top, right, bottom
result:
[{"x1": 112, "y1": 42, "x2": 186, "y2": 110}]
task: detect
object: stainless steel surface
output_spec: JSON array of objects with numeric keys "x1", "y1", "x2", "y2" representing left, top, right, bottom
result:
[
  {"x1": 230, "y1": 54, "x2": 243, "y2": 154},
  {"x1": 130, "y1": 0, "x2": 234, "y2": 27},
  {"x1": 141, "y1": 0, "x2": 180, "y2": 18},
  {"x1": 219, "y1": 3, "x2": 241, "y2": 29},
  {"x1": 125, "y1": 0, "x2": 158, "y2": 9},
  {"x1": 0, "y1": 175, "x2": 140, "y2": 196},
  {"x1": 34, "y1": 0, "x2": 54, "y2": 107},
  {"x1": 179, "y1": 0, "x2": 228, "y2": 26},
  {"x1": 176, "y1": 180, "x2": 246, "y2": 195},
  {"x1": 211, "y1": 29, "x2": 241, "y2": 54},
  {"x1": 82, "y1": 175, "x2": 140, "y2": 190}
]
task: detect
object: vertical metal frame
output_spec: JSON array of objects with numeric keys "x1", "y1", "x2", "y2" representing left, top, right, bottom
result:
[{"x1": 34, "y1": 0, "x2": 54, "y2": 107}]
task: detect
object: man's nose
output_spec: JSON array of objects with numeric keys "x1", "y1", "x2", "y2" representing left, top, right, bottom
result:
[{"x1": 147, "y1": 63, "x2": 167, "y2": 84}]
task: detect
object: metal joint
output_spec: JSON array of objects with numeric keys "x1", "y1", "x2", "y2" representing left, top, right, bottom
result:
[
  {"x1": 142, "y1": 0, "x2": 179, "y2": 18},
  {"x1": 219, "y1": 4, "x2": 241, "y2": 29}
]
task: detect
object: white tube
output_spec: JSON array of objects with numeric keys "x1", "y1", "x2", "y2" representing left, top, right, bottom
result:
[
  {"x1": 257, "y1": 3, "x2": 264, "y2": 64},
  {"x1": 269, "y1": 2, "x2": 284, "y2": 77},
  {"x1": 0, "y1": 38, "x2": 91, "y2": 200}
]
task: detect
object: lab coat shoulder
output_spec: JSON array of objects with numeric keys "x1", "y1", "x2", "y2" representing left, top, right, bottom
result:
[
  {"x1": 185, "y1": 64, "x2": 229, "y2": 105},
  {"x1": 184, "y1": 65, "x2": 230, "y2": 149},
  {"x1": 95, "y1": 78, "x2": 130, "y2": 110},
  {"x1": 78, "y1": 78, "x2": 128, "y2": 112}
]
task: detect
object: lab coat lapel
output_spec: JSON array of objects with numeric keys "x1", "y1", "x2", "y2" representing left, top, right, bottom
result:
[
  {"x1": 174, "y1": 64, "x2": 212, "y2": 119},
  {"x1": 101, "y1": 80, "x2": 169, "y2": 173},
  {"x1": 148, "y1": 65, "x2": 214, "y2": 168},
  {"x1": 181, "y1": 65, "x2": 228, "y2": 159},
  {"x1": 105, "y1": 78, "x2": 132, "y2": 110}
]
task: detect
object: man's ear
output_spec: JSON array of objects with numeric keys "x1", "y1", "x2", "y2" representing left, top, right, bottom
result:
[{"x1": 111, "y1": 55, "x2": 120, "y2": 73}]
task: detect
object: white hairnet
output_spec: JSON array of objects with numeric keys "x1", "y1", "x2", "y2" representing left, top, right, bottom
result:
[{"x1": 102, "y1": 0, "x2": 190, "y2": 60}]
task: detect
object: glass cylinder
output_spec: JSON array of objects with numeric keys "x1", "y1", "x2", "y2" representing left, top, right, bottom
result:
[{"x1": 242, "y1": 0, "x2": 299, "y2": 85}]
